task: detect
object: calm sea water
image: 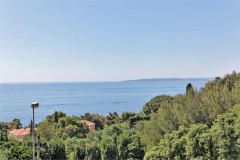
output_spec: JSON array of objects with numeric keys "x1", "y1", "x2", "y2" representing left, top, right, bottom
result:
[{"x1": 0, "y1": 80, "x2": 209, "y2": 126}]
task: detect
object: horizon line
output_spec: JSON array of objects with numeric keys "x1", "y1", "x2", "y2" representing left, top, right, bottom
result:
[{"x1": 0, "y1": 77, "x2": 214, "y2": 84}]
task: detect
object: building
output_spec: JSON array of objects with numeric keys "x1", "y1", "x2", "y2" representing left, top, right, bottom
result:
[
  {"x1": 81, "y1": 120, "x2": 96, "y2": 132},
  {"x1": 9, "y1": 127, "x2": 32, "y2": 141}
]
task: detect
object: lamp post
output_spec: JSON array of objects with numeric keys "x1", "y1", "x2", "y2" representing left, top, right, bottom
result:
[{"x1": 31, "y1": 102, "x2": 39, "y2": 160}]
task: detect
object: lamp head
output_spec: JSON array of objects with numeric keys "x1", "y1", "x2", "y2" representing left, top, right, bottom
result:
[{"x1": 31, "y1": 102, "x2": 39, "y2": 109}]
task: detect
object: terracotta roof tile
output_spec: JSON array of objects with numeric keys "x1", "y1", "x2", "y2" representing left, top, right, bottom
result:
[
  {"x1": 81, "y1": 120, "x2": 95, "y2": 126},
  {"x1": 9, "y1": 127, "x2": 36, "y2": 136}
]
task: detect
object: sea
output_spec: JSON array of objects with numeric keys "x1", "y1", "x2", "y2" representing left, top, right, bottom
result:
[{"x1": 0, "y1": 79, "x2": 210, "y2": 126}]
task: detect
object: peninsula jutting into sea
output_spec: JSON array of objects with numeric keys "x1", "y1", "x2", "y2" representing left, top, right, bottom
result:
[{"x1": 123, "y1": 78, "x2": 213, "y2": 82}]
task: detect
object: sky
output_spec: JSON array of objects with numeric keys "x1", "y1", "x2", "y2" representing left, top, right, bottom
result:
[{"x1": 0, "y1": 0, "x2": 239, "y2": 82}]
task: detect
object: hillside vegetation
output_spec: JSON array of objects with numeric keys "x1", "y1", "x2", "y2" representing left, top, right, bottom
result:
[{"x1": 0, "y1": 71, "x2": 239, "y2": 160}]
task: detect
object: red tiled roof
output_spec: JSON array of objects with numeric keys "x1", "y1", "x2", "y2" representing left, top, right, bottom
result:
[
  {"x1": 9, "y1": 128, "x2": 31, "y2": 136},
  {"x1": 9, "y1": 127, "x2": 38, "y2": 136},
  {"x1": 81, "y1": 120, "x2": 95, "y2": 126}
]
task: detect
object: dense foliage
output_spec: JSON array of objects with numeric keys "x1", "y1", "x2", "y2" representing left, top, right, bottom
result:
[
  {"x1": 144, "y1": 104, "x2": 240, "y2": 160},
  {"x1": 0, "y1": 71, "x2": 239, "y2": 160},
  {"x1": 141, "y1": 71, "x2": 240, "y2": 151}
]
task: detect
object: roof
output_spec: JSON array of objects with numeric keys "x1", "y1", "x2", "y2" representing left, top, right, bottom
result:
[
  {"x1": 81, "y1": 120, "x2": 95, "y2": 126},
  {"x1": 9, "y1": 128, "x2": 31, "y2": 136}
]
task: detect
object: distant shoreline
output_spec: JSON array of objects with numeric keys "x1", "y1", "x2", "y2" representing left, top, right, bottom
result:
[{"x1": 123, "y1": 78, "x2": 213, "y2": 82}]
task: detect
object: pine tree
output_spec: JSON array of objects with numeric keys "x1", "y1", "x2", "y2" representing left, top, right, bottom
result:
[
  {"x1": 54, "y1": 111, "x2": 58, "y2": 123},
  {"x1": 186, "y1": 83, "x2": 194, "y2": 97}
]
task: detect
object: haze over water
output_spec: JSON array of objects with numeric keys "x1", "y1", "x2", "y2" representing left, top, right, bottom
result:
[{"x1": 0, "y1": 79, "x2": 210, "y2": 126}]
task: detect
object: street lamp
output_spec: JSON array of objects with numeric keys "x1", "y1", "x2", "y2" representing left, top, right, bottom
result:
[{"x1": 31, "y1": 102, "x2": 39, "y2": 160}]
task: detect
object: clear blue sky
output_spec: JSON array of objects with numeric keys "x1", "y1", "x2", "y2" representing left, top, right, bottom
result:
[{"x1": 0, "y1": 0, "x2": 239, "y2": 82}]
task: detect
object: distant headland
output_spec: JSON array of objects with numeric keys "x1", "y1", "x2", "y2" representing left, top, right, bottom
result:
[{"x1": 123, "y1": 78, "x2": 213, "y2": 82}]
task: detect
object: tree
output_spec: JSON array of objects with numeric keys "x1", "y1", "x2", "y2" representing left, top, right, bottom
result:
[
  {"x1": 85, "y1": 141, "x2": 101, "y2": 160},
  {"x1": 10, "y1": 119, "x2": 22, "y2": 129},
  {"x1": 117, "y1": 132, "x2": 130, "y2": 159},
  {"x1": 129, "y1": 115, "x2": 150, "y2": 128},
  {"x1": 186, "y1": 83, "x2": 194, "y2": 97},
  {"x1": 142, "y1": 95, "x2": 174, "y2": 115},
  {"x1": 48, "y1": 139, "x2": 66, "y2": 159},
  {"x1": 106, "y1": 112, "x2": 120, "y2": 125},
  {"x1": 185, "y1": 124, "x2": 211, "y2": 159},
  {"x1": 0, "y1": 124, "x2": 8, "y2": 144},
  {"x1": 100, "y1": 136, "x2": 117, "y2": 160},
  {"x1": 54, "y1": 111, "x2": 58, "y2": 123},
  {"x1": 0, "y1": 138, "x2": 32, "y2": 160},
  {"x1": 142, "y1": 72, "x2": 240, "y2": 152},
  {"x1": 65, "y1": 138, "x2": 86, "y2": 160},
  {"x1": 121, "y1": 112, "x2": 136, "y2": 122},
  {"x1": 127, "y1": 132, "x2": 145, "y2": 159},
  {"x1": 38, "y1": 121, "x2": 56, "y2": 141},
  {"x1": 211, "y1": 108, "x2": 240, "y2": 160},
  {"x1": 144, "y1": 126, "x2": 188, "y2": 160},
  {"x1": 144, "y1": 103, "x2": 240, "y2": 160},
  {"x1": 141, "y1": 114, "x2": 164, "y2": 151}
]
